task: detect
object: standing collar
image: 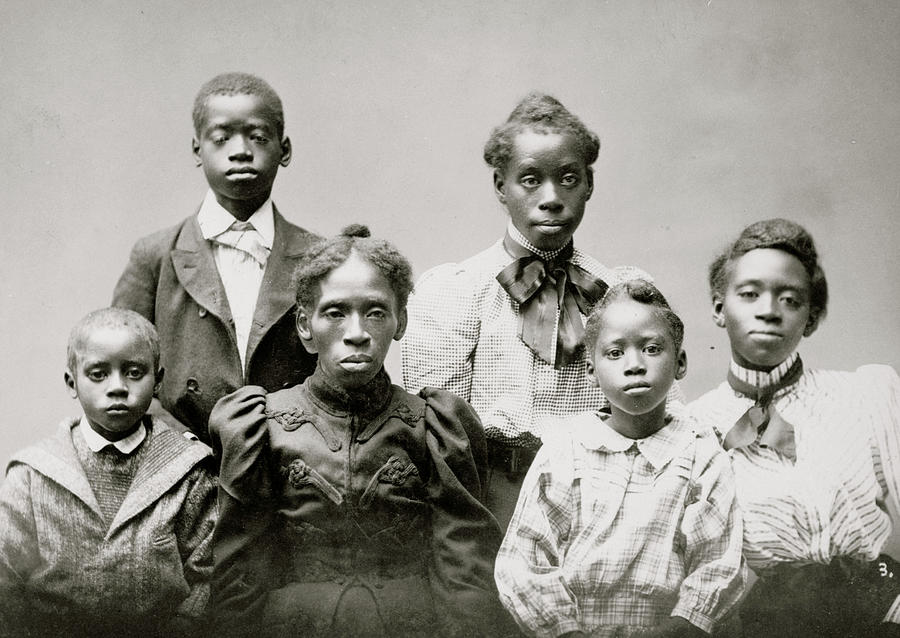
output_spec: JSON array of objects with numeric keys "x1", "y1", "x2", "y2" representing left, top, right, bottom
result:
[
  {"x1": 505, "y1": 220, "x2": 569, "y2": 261},
  {"x1": 729, "y1": 351, "x2": 800, "y2": 390},
  {"x1": 196, "y1": 189, "x2": 274, "y2": 248},
  {"x1": 79, "y1": 416, "x2": 146, "y2": 454}
]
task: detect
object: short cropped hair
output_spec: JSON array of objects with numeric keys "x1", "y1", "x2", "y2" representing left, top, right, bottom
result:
[
  {"x1": 708, "y1": 218, "x2": 828, "y2": 323},
  {"x1": 192, "y1": 72, "x2": 285, "y2": 140},
  {"x1": 293, "y1": 224, "x2": 414, "y2": 313},
  {"x1": 67, "y1": 308, "x2": 160, "y2": 373},
  {"x1": 584, "y1": 280, "x2": 685, "y2": 356},
  {"x1": 483, "y1": 92, "x2": 601, "y2": 172}
]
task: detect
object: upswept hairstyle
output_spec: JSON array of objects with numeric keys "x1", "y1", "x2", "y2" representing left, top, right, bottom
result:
[
  {"x1": 67, "y1": 307, "x2": 160, "y2": 372},
  {"x1": 192, "y1": 72, "x2": 285, "y2": 140},
  {"x1": 293, "y1": 224, "x2": 414, "y2": 312},
  {"x1": 483, "y1": 92, "x2": 601, "y2": 172},
  {"x1": 584, "y1": 280, "x2": 685, "y2": 356},
  {"x1": 708, "y1": 218, "x2": 828, "y2": 323}
]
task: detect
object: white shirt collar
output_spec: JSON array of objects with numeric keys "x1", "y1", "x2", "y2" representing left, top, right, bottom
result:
[
  {"x1": 506, "y1": 220, "x2": 567, "y2": 260},
  {"x1": 79, "y1": 416, "x2": 147, "y2": 454},
  {"x1": 197, "y1": 189, "x2": 275, "y2": 248},
  {"x1": 729, "y1": 351, "x2": 800, "y2": 389}
]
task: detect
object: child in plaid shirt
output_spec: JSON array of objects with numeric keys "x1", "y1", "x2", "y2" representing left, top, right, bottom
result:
[{"x1": 495, "y1": 281, "x2": 745, "y2": 638}]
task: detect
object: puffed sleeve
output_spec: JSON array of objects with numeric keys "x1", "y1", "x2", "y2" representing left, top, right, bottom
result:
[
  {"x1": 493, "y1": 436, "x2": 581, "y2": 638},
  {"x1": 673, "y1": 436, "x2": 747, "y2": 633},
  {"x1": 111, "y1": 234, "x2": 161, "y2": 322},
  {"x1": 0, "y1": 463, "x2": 39, "y2": 638},
  {"x1": 207, "y1": 385, "x2": 276, "y2": 634},
  {"x1": 856, "y1": 365, "x2": 900, "y2": 623},
  {"x1": 402, "y1": 264, "x2": 480, "y2": 401},
  {"x1": 420, "y1": 388, "x2": 514, "y2": 637}
]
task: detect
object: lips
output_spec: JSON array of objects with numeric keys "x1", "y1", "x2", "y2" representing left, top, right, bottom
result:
[
  {"x1": 106, "y1": 404, "x2": 130, "y2": 413},
  {"x1": 749, "y1": 331, "x2": 783, "y2": 340},
  {"x1": 342, "y1": 354, "x2": 373, "y2": 364},
  {"x1": 226, "y1": 167, "x2": 258, "y2": 176},
  {"x1": 622, "y1": 382, "x2": 652, "y2": 395}
]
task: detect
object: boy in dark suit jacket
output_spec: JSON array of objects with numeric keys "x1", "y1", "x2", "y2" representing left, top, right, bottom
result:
[{"x1": 113, "y1": 72, "x2": 318, "y2": 444}]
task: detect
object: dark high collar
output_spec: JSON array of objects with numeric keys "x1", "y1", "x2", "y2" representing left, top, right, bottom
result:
[{"x1": 306, "y1": 365, "x2": 394, "y2": 416}]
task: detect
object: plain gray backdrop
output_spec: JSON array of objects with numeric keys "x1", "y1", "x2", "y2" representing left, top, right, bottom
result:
[{"x1": 2, "y1": 0, "x2": 898, "y2": 496}]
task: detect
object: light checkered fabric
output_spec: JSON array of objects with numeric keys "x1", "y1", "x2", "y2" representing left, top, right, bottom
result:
[
  {"x1": 687, "y1": 358, "x2": 900, "y2": 623},
  {"x1": 402, "y1": 235, "x2": 681, "y2": 447},
  {"x1": 494, "y1": 409, "x2": 746, "y2": 637}
]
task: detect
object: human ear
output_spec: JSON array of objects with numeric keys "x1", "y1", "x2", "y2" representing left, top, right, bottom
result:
[
  {"x1": 64, "y1": 371, "x2": 78, "y2": 399},
  {"x1": 712, "y1": 296, "x2": 726, "y2": 328},
  {"x1": 295, "y1": 309, "x2": 317, "y2": 353},
  {"x1": 803, "y1": 310, "x2": 820, "y2": 338},
  {"x1": 585, "y1": 169, "x2": 594, "y2": 201},
  {"x1": 279, "y1": 136, "x2": 292, "y2": 167},
  {"x1": 192, "y1": 137, "x2": 202, "y2": 167},
  {"x1": 675, "y1": 349, "x2": 688, "y2": 380},
  {"x1": 584, "y1": 359, "x2": 600, "y2": 388},
  {"x1": 393, "y1": 308, "x2": 408, "y2": 342},
  {"x1": 154, "y1": 368, "x2": 165, "y2": 396},
  {"x1": 493, "y1": 169, "x2": 507, "y2": 205}
]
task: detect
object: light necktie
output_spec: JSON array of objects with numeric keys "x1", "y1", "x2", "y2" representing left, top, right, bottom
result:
[{"x1": 211, "y1": 220, "x2": 270, "y2": 268}]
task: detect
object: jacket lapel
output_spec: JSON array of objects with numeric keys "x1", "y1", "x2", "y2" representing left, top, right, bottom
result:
[
  {"x1": 245, "y1": 208, "x2": 309, "y2": 363},
  {"x1": 108, "y1": 418, "x2": 210, "y2": 538},
  {"x1": 11, "y1": 419, "x2": 103, "y2": 518},
  {"x1": 170, "y1": 215, "x2": 234, "y2": 328}
]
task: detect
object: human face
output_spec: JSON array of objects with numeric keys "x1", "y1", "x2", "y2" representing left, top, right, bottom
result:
[
  {"x1": 65, "y1": 327, "x2": 160, "y2": 441},
  {"x1": 296, "y1": 253, "x2": 407, "y2": 390},
  {"x1": 192, "y1": 93, "x2": 291, "y2": 220},
  {"x1": 586, "y1": 300, "x2": 687, "y2": 437},
  {"x1": 714, "y1": 248, "x2": 815, "y2": 371},
  {"x1": 494, "y1": 129, "x2": 593, "y2": 251}
]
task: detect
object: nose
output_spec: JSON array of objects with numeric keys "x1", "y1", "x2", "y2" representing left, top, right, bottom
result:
[
  {"x1": 106, "y1": 371, "x2": 128, "y2": 396},
  {"x1": 228, "y1": 135, "x2": 253, "y2": 161},
  {"x1": 537, "y1": 180, "x2": 563, "y2": 211},
  {"x1": 754, "y1": 292, "x2": 782, "y2": 322},
  {"x1": 343, "y1": 313, "x2": 371, "y2": 346},
  {"x1": 623, "y1": 350, "x2": 646, "y2": 376}
]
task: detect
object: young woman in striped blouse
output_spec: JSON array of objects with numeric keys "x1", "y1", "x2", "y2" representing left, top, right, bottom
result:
[{"x1": 688, "y1": 218, "x2": 900, "y2": 638}]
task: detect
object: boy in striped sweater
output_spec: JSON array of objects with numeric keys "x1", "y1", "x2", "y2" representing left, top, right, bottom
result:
[{"x1": 0, "y1": 308, "x2": 217, "y2": 637}]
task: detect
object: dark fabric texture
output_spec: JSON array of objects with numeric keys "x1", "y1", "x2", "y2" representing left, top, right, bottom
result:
[
  {"x1": 740, "y1": 556, "x2": 900, "y2": 638},
  {"x1": 208, "y1": 368, "x2": 512, "y2": 637},
  {"x1": 111, "y1": 209, "x2": 319, "y2": 444}
]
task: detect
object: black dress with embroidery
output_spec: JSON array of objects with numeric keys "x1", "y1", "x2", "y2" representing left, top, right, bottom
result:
[{"x1": 208, "y1": 368, "x2": 506, "y2": 637}]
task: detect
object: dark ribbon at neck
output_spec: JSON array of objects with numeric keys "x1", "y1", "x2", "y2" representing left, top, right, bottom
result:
[
  {"x1": 723, "y1": 357, "x2": 804, "y2": 460},
  {"x1": 496, "y1": 233, "x2": 608, "y2": 368}
]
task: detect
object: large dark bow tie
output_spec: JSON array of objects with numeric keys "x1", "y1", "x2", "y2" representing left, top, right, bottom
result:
[
  {"x1": 723, "y1": 357, "x2": 804, "y2": 461},
  {"x1": 496, "y1": 233, "x2": 608, "y2": 368}
]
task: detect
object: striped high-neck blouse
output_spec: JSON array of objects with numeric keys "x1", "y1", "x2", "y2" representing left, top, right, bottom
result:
[{"x1": 687, "y1": 356, "x2": 900, "y2": 621}]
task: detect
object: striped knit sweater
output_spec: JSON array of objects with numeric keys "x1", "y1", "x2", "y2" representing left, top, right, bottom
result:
[{"x1": 0, "y1": 416, "x2": 217, "y2": 637}]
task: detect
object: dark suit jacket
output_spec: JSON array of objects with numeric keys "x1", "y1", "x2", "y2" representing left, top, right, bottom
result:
[{"x1": 112, "y1": 208, "x2": 319, "y2": 444}]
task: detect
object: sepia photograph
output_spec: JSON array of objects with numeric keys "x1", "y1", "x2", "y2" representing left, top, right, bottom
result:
[{"x1": 1, "y1": 1, "x2": 898, "y2": 635}]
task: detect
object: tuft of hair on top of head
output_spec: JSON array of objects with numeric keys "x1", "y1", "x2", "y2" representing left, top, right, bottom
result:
[
  {"x1": 341, "y1": 223, "x2": 371, "y2": 239},
  {"x1": 583, "y1": 279, "x2": 685, "y2": 357},
  {"x1": 708, "y1": 217, "x2": 828, "y2": 323},
  {"x1": 292, "y1": 224, "x2": 414, "y2": 313},
  {"x1": 192, "y1": 71, "x2": 285, "y2": 140},
  {"x1": 483, "y1": 91, "x2": 601, "y2": 172},
  {"x1": 67, "y1": 307, "x2": 160, "y2": 373}
]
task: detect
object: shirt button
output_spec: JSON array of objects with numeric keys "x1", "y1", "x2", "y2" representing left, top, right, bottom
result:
[{"x1": 198, "y1": 307, "x2": 207, "y2": 317}]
